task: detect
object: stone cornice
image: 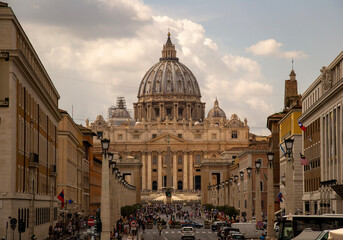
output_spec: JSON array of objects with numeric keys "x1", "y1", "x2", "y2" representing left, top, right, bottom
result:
[
  {"x1": 299, "y1": 78, "x2": 343, "y2": 122},
  {"x1": 11, "y1": 51, "x2": 62, "y2": 122}
]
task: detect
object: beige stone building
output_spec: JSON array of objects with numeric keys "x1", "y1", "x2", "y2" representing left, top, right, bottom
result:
[
  {"x1": 0, "y1": 3, "x2": 61, "y2": 239},
  {"x1": 58, "y1": 110, "x2": 88, "y2": 217},
  {"x1": 88, "y1": 33, "x2": 250, "y2": 203},
  {"x1": 299, "y1": 51, "x2": 343, "y2": 214}
]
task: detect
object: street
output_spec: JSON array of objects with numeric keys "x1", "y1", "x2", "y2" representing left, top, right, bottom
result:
[
  {"x1": 139, "y1": 205, "x2": 218, "y2": 240},
  {"x1": 140, "y1": 228, "x2": 218, "y2": 240}
]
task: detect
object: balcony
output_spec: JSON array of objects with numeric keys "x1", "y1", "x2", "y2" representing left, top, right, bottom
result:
[
  {"x1": 49, "y1": 165, "x2": 57, "y2": 176},
  {"x1": 29, "y1": 153, "x2": 39, "y2": 168}
]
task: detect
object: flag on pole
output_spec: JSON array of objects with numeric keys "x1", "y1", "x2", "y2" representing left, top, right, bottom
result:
[
  {"x1": 300, "y1": 153, "x2": 309, "y2": 166},
  {"x1": 280, "y1": 144, "x2": 286, "y2": 156},
  {"x1": 278, "y1": 192, "x2": 283, "y2": 202},
  {"x1": 57, "y1": 190, "x2": 65, "y2": 209},
  {"x1": 298, "y1": 121, "x2": 307, "y2": 131}
]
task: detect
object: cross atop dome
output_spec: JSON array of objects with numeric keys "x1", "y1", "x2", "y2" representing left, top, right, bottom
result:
[{"x1": 161, "y1": 31, "x2": 178, "y2": 61}]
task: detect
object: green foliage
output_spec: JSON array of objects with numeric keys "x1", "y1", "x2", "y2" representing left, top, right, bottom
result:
[
  {"x1": 224, "y1": 206, "x2": 238, "y2": 218},
  {"x1": 121, "y1": 203, "x2": 142, "y2": 217},
  {"x1": 202, "y1": 204, "x2": 215, "y2": 211}
]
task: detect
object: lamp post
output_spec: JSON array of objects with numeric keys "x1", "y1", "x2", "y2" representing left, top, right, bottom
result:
[
  {"x1": 239, "y1": 171, "x2": 245, "y2": 222},
  {"x1": 266, "y1": 152, "x2": 275, "y2": 239},
  {"x1": 229, "y1": 177, "x2": 233, "y2": 207},
  {"x1": 234, "y1": 175, "x2": 239, "y2": 209},
  {"x1": 216, "y1": 184, "x2": 220, "y2": 206},
  {"x1": 255, "y1": 159, "x2": 262, "y2": 222},
  {"x1": 246, "y1": 167, "x2": 252, "y2": 222},
  {"x1": 284, "y1": 138, "x2": 294, "y2": 215},
  {"x1": 100, "y1": 138, "x2": 111, "y2": 240},
  {"x1": 225, "y1": 180, "x2": 229, "y2": 205},
  {"x1": 207, "y1": 185, "x2": 211, "y2": 204}
]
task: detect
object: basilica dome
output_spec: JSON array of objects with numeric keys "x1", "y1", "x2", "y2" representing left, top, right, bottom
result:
[
  {"x1": 207, "y1": 99, "x2": 226, "y2": 118},
  {"x1": 134, "y1": 33, "x2": 205, "y2": 122},
  {"x1": 137, "y1": 33, "x2": 201, "y2": 98}
]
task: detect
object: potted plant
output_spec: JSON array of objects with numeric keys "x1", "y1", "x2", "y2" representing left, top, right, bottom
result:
[{"x1": 146, "y1": 220, "x2": 153, "y2": 229}]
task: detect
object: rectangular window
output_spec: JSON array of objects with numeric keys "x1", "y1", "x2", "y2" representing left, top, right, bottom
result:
[
  {"x1": 212, "y1": 133, "x2": 217, "y2": 139},
  {"x1": 118, "y1": 134, "x2": 123, "y2": 140},
  {"x1": 178, "y1": 169, "x2": 182, "y2": 172},
  {"x1": 152, "y1": 134, "x2": 157, "y2": 139},
  {"x1": 133, "y1": 134, "x2": 140, "y2": 139},
  {"x1": 195, "y1": 134, "x2": 201, "y2": 139},
  {"x1": 177, "y1": 134, "x2": 182, "y2": 139},
  {"x1": 232, "y1": 131, "x2": 237, "y2": 139}
]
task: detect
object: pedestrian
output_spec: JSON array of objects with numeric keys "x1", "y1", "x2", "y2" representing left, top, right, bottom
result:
[
  {"x1": 158, "y1": 224, "x2": 162, "y2": 235},
  {"x1": 142, "y1": 222, "x2": 145, "y2": 233}
]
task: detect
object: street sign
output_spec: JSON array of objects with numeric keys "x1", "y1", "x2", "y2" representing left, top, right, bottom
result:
[
  {"x1": 256, "y1": 221, "x2": 263, "y2": 229},
  {"x1": 88, "y1": 219, "x2": 95, "y2": 226},
  {"x1": 10, "y1": 218, "x2": 17, "y2": 231},
  {"x1": 130, "y1": 220, "x2": 137, "y2": 228}
]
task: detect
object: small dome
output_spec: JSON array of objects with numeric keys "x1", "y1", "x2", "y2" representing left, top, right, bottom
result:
[{"x1": 207, "y1": 99, "x2": 226, "y2": 118}]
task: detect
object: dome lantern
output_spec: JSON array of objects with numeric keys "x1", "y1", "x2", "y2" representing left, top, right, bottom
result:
[{"x1": 161, "y1": 31, "x2": 178, "y2": 61}]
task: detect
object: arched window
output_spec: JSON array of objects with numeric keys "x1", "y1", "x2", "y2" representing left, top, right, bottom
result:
[
  {"x1": 152, "y1": 155, "x2": 157, "y2": 165},
  {"x1": 177, "y1": 181, "x2": 183, "y2": 190},
  {"x1": 178, "y1": 155, "x2": 183, "y2": 165},
  {"x1": 152, "y1": 181, "x2": 158, "y2": 191},
  {"x1": 195, "y1": 154, "x2": 201, "y2": 164}
]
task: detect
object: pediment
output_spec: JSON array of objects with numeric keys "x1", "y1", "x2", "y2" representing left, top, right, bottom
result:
[{"x1": 147, "y1": 133, "x2": 187, "y2": 144}]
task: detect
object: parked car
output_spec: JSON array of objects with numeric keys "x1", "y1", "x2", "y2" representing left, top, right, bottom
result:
[
  {"x1": 229, "y1": 232, "x2": 244, "y2": 239},
  {"x1": 219, "y1": 227, "x2": 241, "y2": 239},
  {"x1": 181, "y1": 226, "x2": 195, "y2": 240},
  {"x1": 212, "y1": 221, "x2": 230, "y2": 231},
  {"x1": 181, "y1": 220, "x2": 203, "y2": 228}
]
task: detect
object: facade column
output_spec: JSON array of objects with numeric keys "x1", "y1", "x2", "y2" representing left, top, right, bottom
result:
[
  {"x1": 189, "y1": 153, "x2": 193, "y2": 190},
  {"x1": 183, "y1": 153, "x2": 188, "y2": 191},
  {"x1": 101, "y1": 153, "x2": 111, "y2": 240},
  {"x1": 142, "y1": 153, "x2": 146, "y2": 190},
  {"x1": 147, "y1": 153, "x2": 152, "y2": 190},
  {"x1": 158, "y1": 153, "x2": 162, "y2": 190},
  {"x1": 286, "y1": 154, "x2": 293, "y2": 214},
  {"x1": 267, "y1": 159, "x2": 276, "y2": 239},
  {"x1": 255, "y1": 169, "x2": 262, "y2": 222},
  {"x1": 247, "y1": 173, "x2": 253, "y2": 222},
  {"x1": 240, "y1": 178, "x2": 245, "y2": 221},
  {"x1": 173, "y1": 152, "x2": 177, "y2": 190}
]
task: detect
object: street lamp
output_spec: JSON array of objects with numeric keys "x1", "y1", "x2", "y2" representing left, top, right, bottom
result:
[
  {"x1": 246, "y1": 167, "x2": 252, "y2": 177},
  {"x1": 255, "y1": 159, "x2": 262, "y2": 169},
  {"x1": 240, "y1": 171, "x2": 244, "y2": 179},
  {"x1": 266, "y1": 152, "x2": 276, "y2": 239},
  {"x1": 234, "y1": 175, "x2": 239, "y2": 182},
  {"x1": 101, "y1": 138, "x2": 110, "y2": 153},
  {"x1": 285, "y1": 138, "x2": 294, "y2": 160},
  {"x1": 255, "y1": 159, "x2": 262, "y2": 222},
  {"x1": 267, "y1": 152, "x2": 274, "y2": 168}
]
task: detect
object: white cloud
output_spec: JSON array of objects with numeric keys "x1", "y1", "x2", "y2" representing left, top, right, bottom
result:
[
  {"x1": 246, "y1": 39, "x2": 307, "y2": 59},
  {"x1": 17, "y1": 0, "x2": 275, "y2": 135}
]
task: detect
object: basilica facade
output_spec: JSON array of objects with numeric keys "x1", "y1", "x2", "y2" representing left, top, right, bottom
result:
[{"x1": 87, "y1": 33, "x2": 250, "y2": 201}]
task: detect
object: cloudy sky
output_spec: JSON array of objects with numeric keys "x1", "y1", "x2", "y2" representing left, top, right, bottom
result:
[{"x1": 8, "y1": 0, "x2": 343, "y2": 135}]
